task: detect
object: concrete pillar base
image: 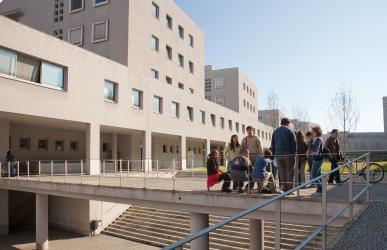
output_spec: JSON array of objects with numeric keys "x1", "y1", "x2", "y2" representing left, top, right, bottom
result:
[
  {"x1": 191, "y1": 213, "x2": 209, "y2": 250},
  {"x1": 36, "y1": 194, "x2": 48, "y2": 250},
  {"x1": 249, "y1": 219, "x2": 264, "y2": 250}
]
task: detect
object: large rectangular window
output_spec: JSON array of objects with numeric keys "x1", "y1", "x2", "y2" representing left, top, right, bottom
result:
[
  {"x1": 205, "y1": 79, "x2": 211, "y2": 92},
  {"x1": 151, "y1": 2, "x2": 159, "y2": 18},
  {"x1": 151, "y1": 35, "x2": 159, "y2": 51},
  {"x1": 68, "y1": 26, "x2": 83, "y2": 46},
  {"x1": 229, "y1": 120, "x2": 233, "y2": 131},
  {"x1": 16, "y1": 54, "x2": 41, "y2": 83},
  {"x1": 153, "y1": 96, "x2": 162, "y2": 113},
  {"x1": 215, "y1": 78, "x2": 224, "y2": 89},
  {"x1": 0, "y1": 48, "x2": 16, "y2": 75},
  {"x1": 171, "y1": 101, "x2": 179, "y2": 118},
  {"x1": 104, "y1": 80, "x2": 117, "y2": 102},
  {"x1": 41, "y1": 62, "x2": 64, "y2": 89},
  {"x1": 132, "y1": 89, "x2": 143, "y2": 108},
  {"x1": 70, "y1": 0, "x2": 84, "y2": 13},
  {"x1": 92, "y1": 20, "x2": 109, "y2": 43}
]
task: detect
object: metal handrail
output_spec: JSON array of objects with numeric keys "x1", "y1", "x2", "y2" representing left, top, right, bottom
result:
[{"x1": 162, "y1": 152, "x2": 370, "y2": 250}]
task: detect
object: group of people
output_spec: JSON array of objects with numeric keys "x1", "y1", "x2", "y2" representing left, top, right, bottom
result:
[{"x1": 206, "y1": 118, "x2": 342, "y2": 196}]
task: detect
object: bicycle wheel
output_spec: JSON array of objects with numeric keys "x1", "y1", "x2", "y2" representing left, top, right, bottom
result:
[
  {"x1": 339, "y1": 164, "x2": 350, "y2": 183},
  {"x1": 363, "y1": 163, "x2": 384, "y2": 183}
]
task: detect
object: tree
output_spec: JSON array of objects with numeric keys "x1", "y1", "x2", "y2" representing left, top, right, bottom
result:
[
  {"x1": 292, "y1": 104, "x2": 309, "y2": 132},
  {"x1": 328, "y1": 84, "x2": 360, "y2": 153},
  {"x1": 266, "y1": 90, "x2": 280, "y2": 128}
]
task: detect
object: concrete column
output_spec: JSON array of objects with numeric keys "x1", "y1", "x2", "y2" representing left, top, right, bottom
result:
[
  {"x1": 36, "y1": 194, "x2": 48, "y2": 250},
  {"x1": 0, "y1": 120, "x2": 10, "y2": 160},
  {"x1": 143, "y1": 131, "x2": 152, "y2": 172},
  {"x1": 86, "y1": 123, "x2": 100, "y2": 175},
  {"x1": 191, "y1": 213, "x2": 209, "y2": 250},
  {"x1": 0, "y1": 190, "x2": 9, "y2": 236},
  {"x1": 204, "y1": 139, "x2": 211, "y2": 166},
  {"x1": 112, "y1": 133, "x2": 118, "y2": 160},
  {"x1": 179, "y1": 135, "x2": 186, "y2": 170},
  {"x1": 249, "y1": 219, "x2": 264, "y2": 250}
]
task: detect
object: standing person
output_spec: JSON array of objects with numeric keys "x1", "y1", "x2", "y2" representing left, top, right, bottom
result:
[
  {"x1": 224, "y1": 135, "x2": 241, "y2": 190},
  {"x1": 271, "y1": 118, "x2": 297, "y2": 192},
  {"x1": 325, "y1": 129, "x2": 341, "y2": 184},
  {"x1": 5, "y1": 151, "x2": 15, "y2": 177},
  {"x1": 296, "y1": 131, "x2": 308, "y2": 185},
  {"x1": 310, "y1": 126, "x2": 324, "y2": 196},
  {"x1": 206, "y1": 150, "x2": 232, "y2": 192},
  {"x1": 305, "y1": 131, "x2": 314, "y2": 180},
  {"x1": 241, "y1": 126, "x2": 263, "y2": 166}
]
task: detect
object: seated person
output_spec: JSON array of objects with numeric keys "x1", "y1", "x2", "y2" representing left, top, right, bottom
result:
[
  {"x1": 252, "y1": 149, "x2": 277, "y2": 193},
  {"x1": 207, "y1": 149, "x2": 232, "y2": 192},
  {"x1": 229, "y1": 150, "x2": 251, "y2": 193}
]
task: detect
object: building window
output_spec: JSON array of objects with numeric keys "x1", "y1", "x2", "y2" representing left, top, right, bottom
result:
[
  {"x1": 188, "y1": 34, "x2": 194, "y2": 47},
  {"x1": 166, "y1": 14, "x2": 173, "y2": 29},
  {"x1": 104, "y1": 80, "x2": 117, "y2": 102},
  {"x1": 211, "y1": 114, "x2": 216, "y2": 127},
  {"x1": 69, "y1": 0, "x2": 84, "y2": 13},
  {"x1": 178, "y1": 82, "x2": 184, "y2": 90},
  {"x1": 163, "y1": 145, "x2": 167, "y2": 153},
  {"x1": 178, "y1": 25, "x2": 184, "y2": 39},
  {"x1": 236, "y1": 122, "x2": 240, "y2": 133},
  {"x1": 68, "y1": 26, "x2": 83, "y2": 46},
  {"x1": 229, "y1": 120, "x2": 233, "y2": 131},
  {"x1": 215, "y1": 78, "x2": 224, "y2": 89},
  {"x1": 171, "y1": 101, "x2": 179, "y2": 118},
  {"x1": 187, "y1": 106, "x2": 194, "y2": 121},
  {"x1": 199, "y1": 110, "x2": 205, "y2": 124},
  {"x1": 243, "y1": 99, "x2": 246, "y2": 107},
  {"x1": 151, "y1": 35, "x2": 159, "y2": 51},
  {"x1": 253, "y1": 91, "x2": 255, "y2": 98},
  {"x1": 0, "y1": 48, "x2": 16, "y2": 75},
  {"x1": 166, "y1": 45, "x2": 172, "y2": 60},
  {"x1": 41, "y1": 62, "x2": 65, "y2": 89},
  {"x1": 170, "y1": 146, "x2": 174, "y2": 153},
  {"x1": 16, "y1": 54, "x2": 41, "y2": 83},
  {"x1": 176, "y1": 146, "x2": 179, "y2": 153},
  {"x1": 189, "y1": 88, "x2": 194, "y2": 94},
  {"x1": 220, "y1": 117, "x2": 225, "y2": 129},
  {"x1": 152, "y1": 2, "x2": 159, "y2": 19},
  {"x1": 189, "y1": 61, "x2": 194, "y2": 74},
  {"x1": 150, "y1": 68, "x2": 159, "y2": 79},
  {"x1": 166, "y1": 76, "x2": 172, "y2": 85},
  {"x1": 132, "y1": 89, "x2": 143, "y2": 108},
  {"x1": 38, "y1": 139, "x2": 48, "y2": 151},
  {"x1": 92, "y1": 20, "x2": 109, "y2": 43},
  {"x1": 102, "y1": 143, "x2": 109, "y2": 152},
  {"x1": 153, "y1": 96, "x2": 162, "y2": 113},
  {"x1": 242, "y1": 124, "x2": 246, "y2": 134},
  {"x1": 19, "y1": 138, "x2": 31, "y2": 150},
  {"x1": 70, "y1": 141, "x2": 79, "y2": 151},
  {"x1": 215, "y1": 96, "x2": 225, "y2": 106},
  {"x1": 94, "y1": 0, "x2": 109, "y2": 7},
  {"x1": 55, "y1": 140, "x2": 65, "y2": 151},
  {"x1": 205, "y1": 79, "x2": 211, "y2": 92},
  {"x1": 178, "y1": 54, "x2": 184, "y2": 68},
  {"x1": 243, "y1": 82, "x2": 246, "y2": 90},
  {"x1": 247, "y1": 86, "x2": 249, "y2": 93}
]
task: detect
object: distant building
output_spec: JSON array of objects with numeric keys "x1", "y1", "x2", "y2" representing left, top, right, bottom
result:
[
  {"x1": 258, "y1": 109, "x2": 284, "y2": 129},
  {"x1": 291, "y1": 119, "x2": 320, "y2": 134}
]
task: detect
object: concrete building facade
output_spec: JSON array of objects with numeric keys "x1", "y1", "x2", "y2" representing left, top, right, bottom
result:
[{"x1": 258, "y1": 109, "x2": 284, "y2": 129}]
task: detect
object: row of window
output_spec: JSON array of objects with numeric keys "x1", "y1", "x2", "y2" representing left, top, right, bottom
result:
[
  {"x1": 161, "y1": 145, "x2": 203, "y2": 154},
  {"x1": 151, "y1": 35, "x2": 195, "y2": 74},
  {"x1": 0, "y1": 48, "x2": 66, "y2": 90},
  {"x1": 18, "y1": 138, "x2": 79, "y2": 151},
  {"x1": 243, "y1": 82, "x2": 255, "y2": 98},
  {"x1": 204, "y1": 78, "x2": 224, "y2": 92},
  {"x1": 151, "y1": 1, "x2": 194, "y2": 48},
  {"x1": 149, "y1": 68, "x2": 195, "y2": 94},
  {"x1": 68, "y1": 20, "x2": 109, "y2": 45},
  {"x1": 69, "y1": 0, "x2": 109, "y2": 13},
  {"x1": 243, "y1": 99, "x2": 256, "y2": 113},
  {"x1": 54, "y1": 0, "x2": 64, "y2": 23}
]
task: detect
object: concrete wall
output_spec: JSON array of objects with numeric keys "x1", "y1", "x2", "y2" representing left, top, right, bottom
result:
[{"x1": 0, "y1": 120, "x2": 10, "y2": 160}]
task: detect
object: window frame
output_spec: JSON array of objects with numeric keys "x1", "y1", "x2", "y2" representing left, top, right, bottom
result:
[
  {"x1": 187, "y1": 106, "x2": 194, "y2": 122},
  {"x1": 178, "y1": 54, "x2": 184, "y2": 68},
  {"x1": 171, "y1": 101, "x2": 180, "y2": 118},
  {"x1": 166, "y1": 45, "x2": 172, "y2": 60},
  {"x1": 188, "y1": 34, "x2": 194, "y2": 47},
  {"x1": 91, "y1": 20, "x2": 109, "y2": 43},
  {"x1": 151, "y1": 35, "x2": 159, "y2": 52},
  {"x1": 166, "y1": 76, "x2": 172, "y2": 85},
  {"x1": 153, "y1": 95, "x2": 163, "y2": 114},
  {"x1": 178, "y1": 25, "x2": 184, "y2": 39},
  {"x1": 38, "y1": 139, "x2": 49, "y2": 151},
  {"x1": 151, "y1": 2, "x2": 159, "y2": 19},
  {"x1": 189, "y1": 61, "x2": 194, "y2": 74},
  {"x1": 104, "y1": 80, "x2": 118, "y2": 103},
  {"x1": 69, "y1": 0, "x2": 84, "y2": 13},
  {"x1": 68, "y1": 26, "x2": 84, "y2": 46},
  {"x1": 215, "y1": 96, "x2": 225, "y2": 106},
  {"x1": 18, "y1": 138, "x2": 31, "y2": 150},
  {"x1": 150, "y1": 68, "x2": 159, "y2": 79},
  {"x1": 131, "y1": 88, "x2": 143, "y2": 109},
  {"x1": 166, "y1": 14, "x2": 173, "y2": 29},
  {"x1": 93, "y1": 0, "x2": 109, "y2": 7}
]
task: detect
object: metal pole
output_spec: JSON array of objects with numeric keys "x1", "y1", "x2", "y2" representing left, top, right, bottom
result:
[
  {"x1": 103, "y1": 160, "x2": 106, "y2": 176},
  {"x1": 80, "y1": 160, "x2": 83, "y2": 184},
  {"x1": 156, "y1": 160, "x2": 159, "y2": 178},
  {"x1": 7, "y1": 161, "x2": 10, "y2": 179},
  {"x1": 322, "y1": 175, "x2": 327, "y2": 250},
  {"x1": 99, "y1": 161, "x2": 101, "y2": 186},
  {"x1": 38, "y1": 161, "x2": 41, "y2": 181},
  {"x1": 191, "y1": 159, "x2": 194, "y2": 178},
  {"x1": 120, "y1": 159, "x2": 122, "y2": 187},
  {"x1": 114, "y1": 160, "x2": 117, "y2": 175},
  {"x1": 27, "y1": 161, "x2": 30, "y2": 180},
  {"x1": 17, "y1": 162, "x2": 20, "y2": 180},
  {"x1": 173, "y1": 158, "x2": 176, "y2": 191},
  {"x1": 275, "y1": 199, "x2": 281, "y2": 250},
  {"x1": 366, "y1": 154, "x2": 370, "y2": 203},
  {"x1": 348, "y1": 163, "x2": 353, "y2": 221},
  {"x1": 50, "y1": 161, "x2": 53, "y2": 182},
  {"x1": 0, "y1": 162, "x2": 2, "y2": 179},
  {"x1": 295, "y1": 155, "x2": 299, "y2": 197},
  {"x1": 65, "y1": 160, "x2": 67, "y2": 183},
  {"x1": 144, "y1": 160, "x2": 148, "y2": 188},
  {"x1": 127, "y1": 160, "x2": 130, "y2": 177}
]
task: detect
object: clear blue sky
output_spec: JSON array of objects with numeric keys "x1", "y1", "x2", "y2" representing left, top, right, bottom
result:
[{"x1": 175, "y1": 0, "x2": 387, "y2": 132}]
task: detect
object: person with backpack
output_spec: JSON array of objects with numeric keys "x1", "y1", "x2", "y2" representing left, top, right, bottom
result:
[
  {"x1": 224, "y1": 135, "x2": 241, "y2": 190},
  {"x1": 229, "y1": 149, "x2": 251, "y2": 193},
  {"x1": 325, "y1": 129, "x2": 341, "y2": 184},
  {"x1": 296, "y1": 131, "x2": 308, "y2": 185},
  {"x1": 252, "y1": 149, "x2": 277, "y2": 194},
  {"x1": 310, "y1": 126, "x2": 324, "y2": 196},
  {"x1": 206, "y1": 149, "x2": 232, "y2": 192}
]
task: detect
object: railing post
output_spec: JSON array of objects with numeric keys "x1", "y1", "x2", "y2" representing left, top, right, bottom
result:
[
  {"x1": 27, "y1": 161, "x2": 30, "y2": 180},
  {"x1": 127, "y1": 160, "x2": 130, "y2": 177},
  {"x1": 173, "y1": 158, "x2": 176, "y2": 191},
  {"x1": 64, "y1": 160, "x2": 68, "y2": 183},
  {"x1": 17, "y1": 162, "x2": 20, "y2": 180},
  {"x1": 99, "y1": 161, "x2": 101, "y2": 186},
  {"x1": 50, "y1": 161, "x2": 53, "y2": 182},
  {"x1": 144, "y1": 160, "x2": 148, "y2": 188},
  {"x1": 114, "y1": 160, "x2": 117, "y2": 175},
  {"x1": 38, "y1": 161, "x2": 41, "y2": 181},
  {"x1": 0, "y1": 162, "x2": 2, "y2": 179},
  {"x1": 7, "y1": 161, "x2": 10, "y2": 179},
  {"x1": 120, "y1": 159, "x2": 122, "y2": 187},
  {"x1": 322, "y1": 175, "x2": 327, "y2": 250},
  {"x1": 191, "y1": 159, "x2": 194, "y2": 178},
  {"x1": 366, "y1": 154, "x2": 370, "y2": 203},
  {"x1": 348, "y1": 162, "x2": 353, "y2": 221},
  {"x1": 103, "y1": 160, "x2": 106, "y2": 176},
  {"x1": 80, "y1": 160, "x2": 83, "y2": 184},
  {"x1": 156, "y1": 160, "x2": 159, "y2": 178},
  {"x1": 295, "y1": 155, "x2": 299, "y2": 197},
  {"x1": 275, "y1": 199, "x2": 281, "y2": 250}
]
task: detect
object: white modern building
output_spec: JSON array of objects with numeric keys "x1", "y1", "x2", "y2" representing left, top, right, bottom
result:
[
  {"x1": 258, "y1": 109, "x2": 284, "y2": 129},
  {"x1": 0, "y1": 0, "x2": 273, "y2": 239}
]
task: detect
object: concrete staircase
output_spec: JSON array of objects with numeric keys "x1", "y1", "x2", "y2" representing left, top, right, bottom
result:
[{"x1": 102, "y1": 206, "x2": 339, "y2": 250}]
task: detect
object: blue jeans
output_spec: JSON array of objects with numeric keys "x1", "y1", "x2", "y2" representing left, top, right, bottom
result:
[{"x1": 312, "y1": 160, "x2": 323, "y2": 193}]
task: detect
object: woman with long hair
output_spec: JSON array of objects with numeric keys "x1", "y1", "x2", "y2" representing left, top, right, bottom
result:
[
  {"x1": 207, "y1": 149, "x2": 232, "y2": 192},
  {"x1": 296, "y1": 131, "x2": 308, "y2": 185},
  {"x1": 224, "y1": 135, "x2": 241, "y2": 190},
  {"x1": 310, "y1": 126, "x2": 324, "y2": 196}
]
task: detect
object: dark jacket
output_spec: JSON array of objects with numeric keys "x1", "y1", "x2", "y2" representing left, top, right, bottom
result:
[
  {"x1": 206, "y1": 158, "x2": 220, "y2": 176},
  {"x1": 297, "y1": 139, "x2": 308, "y2": 161},
  {"x1": 252, "y1": 157, "x2": 272, "y2": 179},
  {"x1": 271, "y1": 126, "x2": 297, "y2": 155},
  {"x1": 325, "y1": 136, "x2": 340, "y2": 160},
  {"x1": 311, "y1": 137, "x2": 323, "y2": 161}
]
